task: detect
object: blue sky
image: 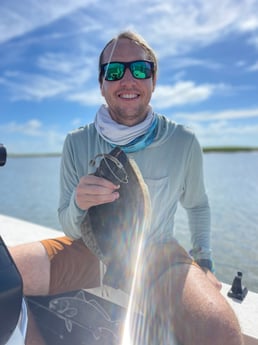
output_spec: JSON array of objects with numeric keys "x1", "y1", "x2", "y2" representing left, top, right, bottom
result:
[{"x1": 0, "y1": 0, "x2": 258, "y2": 154}]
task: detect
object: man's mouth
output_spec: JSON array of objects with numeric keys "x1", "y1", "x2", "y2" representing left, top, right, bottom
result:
[{"x1": 118, "y1": 93, "x2": 139, "y2": 100}]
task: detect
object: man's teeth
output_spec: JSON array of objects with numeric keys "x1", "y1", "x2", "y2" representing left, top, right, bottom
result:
[{"x1": 120, "y1": 94, "x2": 138, "y2": 99}]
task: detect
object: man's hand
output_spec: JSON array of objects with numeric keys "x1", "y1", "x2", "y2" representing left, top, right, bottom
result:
[{"x1": 75, "y1": 175, "x2": 120, "y2": 210}]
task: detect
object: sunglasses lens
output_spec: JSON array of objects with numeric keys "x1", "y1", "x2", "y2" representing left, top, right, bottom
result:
[
  {"x1": 103, "y1": 63, "x2": 125, "y2": 81},
  {"x1": 131, "y1": 61, "x2": 153, "y2": 79},
  {"x1": 102, "y1": 61, "x2": 154, "y2": 81}
]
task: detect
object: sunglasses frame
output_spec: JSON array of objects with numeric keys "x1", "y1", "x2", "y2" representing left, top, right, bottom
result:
[{"x1": 100, "y1": 60, "x2": 154, "y2": 81}]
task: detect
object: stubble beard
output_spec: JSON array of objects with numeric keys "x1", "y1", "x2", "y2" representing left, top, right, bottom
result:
[{"x1": 110, "y1": 104, "x2": 150, "y2": 126}]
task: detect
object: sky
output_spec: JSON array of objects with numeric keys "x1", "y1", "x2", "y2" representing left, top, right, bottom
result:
[{"x1": 0, "y1": 0, "x2": 258, "y2": 154}]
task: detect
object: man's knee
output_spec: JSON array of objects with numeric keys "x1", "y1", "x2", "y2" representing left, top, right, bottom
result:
[
  {"x1": 146, "y1": 264, "x2": 243, "y2": 345},
  {"x1": 194, "y1": 300, "x2": 244, "y2": 345}
]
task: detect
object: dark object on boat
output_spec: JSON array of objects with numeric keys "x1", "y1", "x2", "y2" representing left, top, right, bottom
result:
[
  {"x1": 0, "y1": 144, "x2": 7, "y2": 167},
  {"x1": 228, "y1": 271, "x2": 248, "y2": 301},
  {"x1": 0, "y1": 236, "x2": 23, "y2": 345}
]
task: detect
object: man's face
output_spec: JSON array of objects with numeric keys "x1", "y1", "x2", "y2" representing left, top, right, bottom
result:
[{"x1": 100, "y1": 38, "x2": 156, "y2": 126}]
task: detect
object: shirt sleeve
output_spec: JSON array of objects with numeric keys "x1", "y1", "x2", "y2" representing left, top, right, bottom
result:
[
  {"x1": 180, "y1": 135, "x2": 212, "y2": 261},
  {"x1": 57, "y1": 133, "x2": 87, "y2": 239}
]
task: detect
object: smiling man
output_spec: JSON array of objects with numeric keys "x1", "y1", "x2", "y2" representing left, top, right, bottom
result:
[
  {"x1": 99, "y1": 38, "x2": 156, "y2": 126},
  {"x1": 10, "y1": 31, "x2": 243, "y2": 345}
]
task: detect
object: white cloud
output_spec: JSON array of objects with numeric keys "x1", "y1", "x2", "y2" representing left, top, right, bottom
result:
[
  {"x1": 152, "y1": 81, "x2": 214, "y2": 108},
  {"x1": 175, "y1": 107, "x2": 258, "y2": 121},
  {"x1": 0, "y1": 72, "x2": 71, "y2": 101},
  {"x1": 71, "y1": 118, "x2": 83, "y2": 127},
  {"x1": 239, "y1": 15, "x2": 258, "y2": 31},
  {"x1": 0, "y1": 119, "x2": 66, "y2": 153},
  {"x1": 0, "y1": 47, "x2": 97, "y2": 101},
  {"x1": 67, "y1": 88, "x2": 103, "y2": 105},
  {"x1": 36, "y1": 52, "x2": 96, "y2": 78},
  {"x1": 167, "y1": 58, "x2": 221, "y2": 70},
  {"x1": 139, "y1": 1, "x2": 258, "y2": 56},
  {"x1": 1, "y1": 0, "x2": 258, "y2": 53},
  {"x1": 0, "y1": 57, "x2": 94, "y2": 101},
  {"x1": 1, "y1": 0, "x2": 258, "y2": 104},
  {"x1": 37, "y1": 53, "x2": 82, "y2": 74},
  {"x1": 0, "y1": 0, "x2": 258, "y2": 151},
  {"x1": 191, "y1": 120, "x2": 258, "y2": 147},
  {"x1": 168, "y1": 105, "x2": 258, "y2": 147},
  {"x1": 1, "y1": 119, "x2": 43, "y2": 136},
  {"x1": 0, "y1": 0, "x2": 96, "y2": 44}
]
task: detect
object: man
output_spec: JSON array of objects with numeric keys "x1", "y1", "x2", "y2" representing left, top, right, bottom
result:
[{"x1": 10, "y1": 31, "x2": 243, "y2": 345}]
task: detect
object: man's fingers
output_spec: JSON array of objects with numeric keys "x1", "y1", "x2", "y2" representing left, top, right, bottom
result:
[{"x1": 75, "y1": 175, "x2": 120, "y2": 210}]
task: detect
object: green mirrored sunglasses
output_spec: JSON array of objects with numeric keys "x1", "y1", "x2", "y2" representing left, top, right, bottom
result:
[{"x1": 101, "y1": 60, "x2": 154, "y2": 81}]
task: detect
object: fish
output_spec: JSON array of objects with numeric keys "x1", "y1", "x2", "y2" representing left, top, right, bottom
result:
[
  {"x1": 81, "y1": 147, "x2": 151, "y2": 292},
  {"x1": 49, "y1": 290, "x2": 121, "y2": 341}
]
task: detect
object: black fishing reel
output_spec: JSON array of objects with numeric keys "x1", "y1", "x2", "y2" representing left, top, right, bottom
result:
[{"x1": 0, "y1": 144, "x2": 7, "y2": 167}]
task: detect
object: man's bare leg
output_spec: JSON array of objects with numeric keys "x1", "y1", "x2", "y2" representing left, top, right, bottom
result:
[
  {"x1": 10, "y1": 241, "x2": 50, "y2": 295},
  {"x1": 9, "y1": 241, "x2": 50, "y2": 345},
  {"x1": 149, "y1": 263, "x2": 243, "y2": 345}
]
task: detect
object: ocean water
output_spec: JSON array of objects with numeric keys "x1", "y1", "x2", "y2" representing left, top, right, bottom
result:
[{"x1": 0, "y1": 153, "x2": 257, "y2": 292}]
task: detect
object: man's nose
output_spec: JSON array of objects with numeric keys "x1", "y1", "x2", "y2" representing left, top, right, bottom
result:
[{"x1": 121, "y1": 67, "x2": 135, "y2": 82}]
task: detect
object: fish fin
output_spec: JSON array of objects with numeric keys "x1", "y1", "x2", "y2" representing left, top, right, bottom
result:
[
  {"x1": 75, "y1": 290, "x2": 87, "y2": 301},
  {"x1": 65, "y1": 319, "x2": 73, "y2": 332}
]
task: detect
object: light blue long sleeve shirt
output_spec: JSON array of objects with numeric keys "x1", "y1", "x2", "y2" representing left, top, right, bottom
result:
[{"x1": 58, "y1": 114, "x2": 211, "y2": 261}]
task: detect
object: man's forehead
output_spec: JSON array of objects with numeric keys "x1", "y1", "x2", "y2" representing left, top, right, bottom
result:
[{"x1": 102, "y1": 38, "x2": 147, "y2": 62}]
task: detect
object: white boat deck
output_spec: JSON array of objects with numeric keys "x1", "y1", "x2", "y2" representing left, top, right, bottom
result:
[{"x1": 1, "y1": 214, "x2": 257, "y2": 345}]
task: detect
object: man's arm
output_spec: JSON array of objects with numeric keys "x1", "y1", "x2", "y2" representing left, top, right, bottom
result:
[
  {"x1": 180, "y1": 135, "x2": 212, "y2": 263},
  {"x1": 58, "y1": 134, "x2": 86, "y2": 238},
  {"x1": 58, "y1": 134, "x2": 120, "y2": 238}
]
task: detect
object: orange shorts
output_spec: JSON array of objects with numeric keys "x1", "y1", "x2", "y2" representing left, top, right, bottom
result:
[
  {"x1": 40, "y1": 236, "x2": 196, "y2": 295},
  {"x1": 40, "y1": 236, "x2": 100, "y2": 295},
  {"x1": 141, "y1": 241, "x2": 197, "y2": 288}
]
